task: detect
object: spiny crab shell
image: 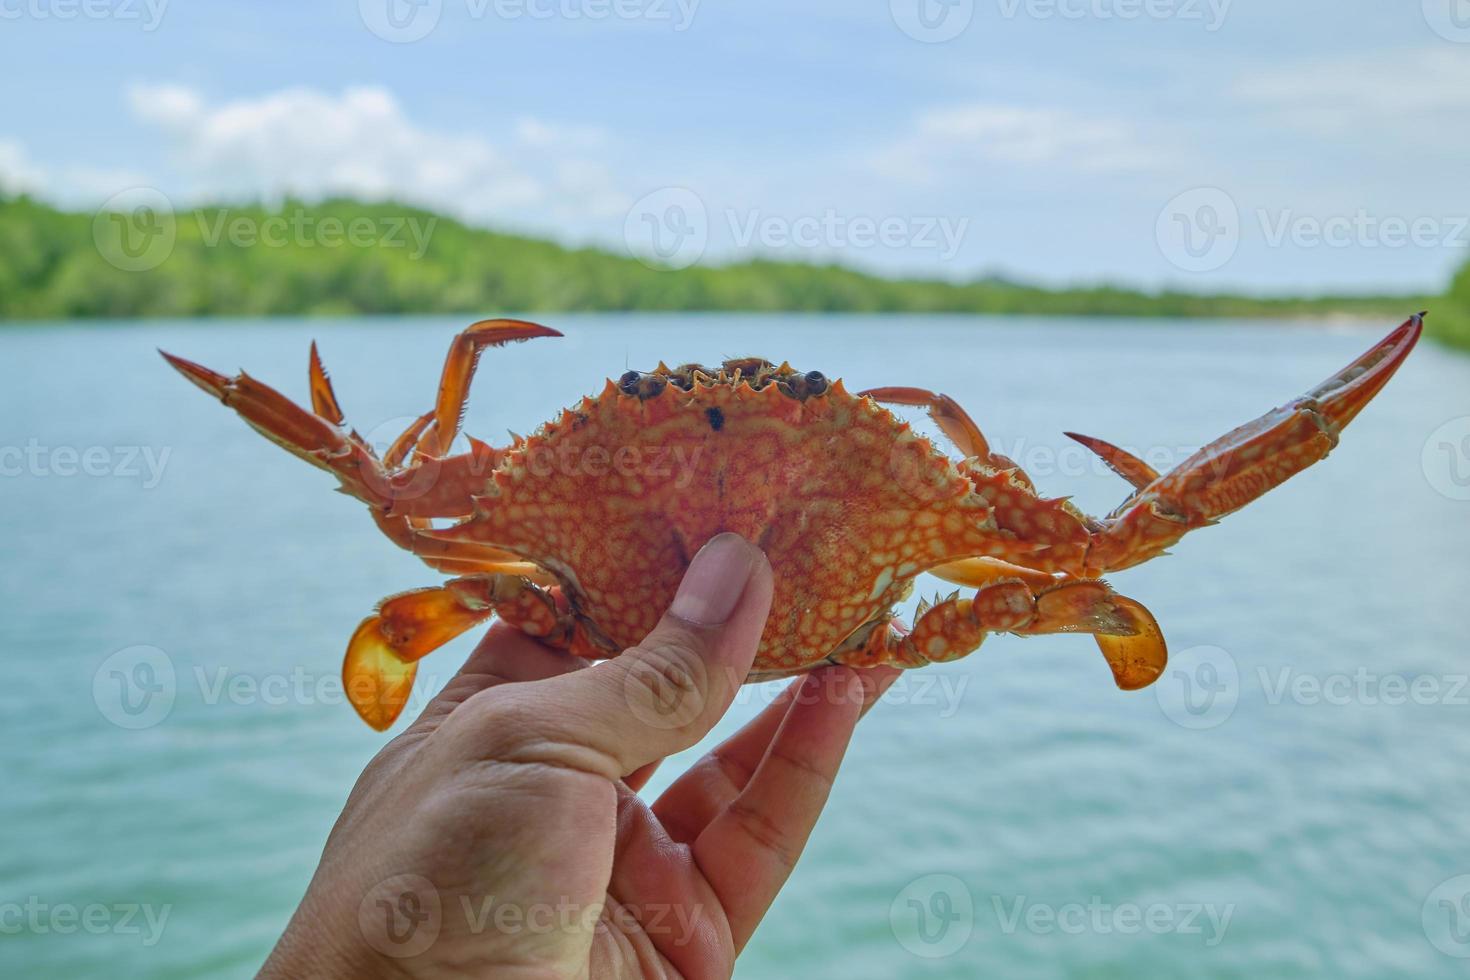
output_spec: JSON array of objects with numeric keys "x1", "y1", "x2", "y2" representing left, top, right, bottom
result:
[
  {"x1": 163, "y1": 315, "x2": 1423, "y2": 728},
  {"x1": 434, "y1": 359, "x2": 1059, "y2": 673}
]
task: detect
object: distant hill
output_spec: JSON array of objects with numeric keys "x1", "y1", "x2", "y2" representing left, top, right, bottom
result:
[{"x1": 1, "y1": 193, "x2": 1460, "y2": 348}]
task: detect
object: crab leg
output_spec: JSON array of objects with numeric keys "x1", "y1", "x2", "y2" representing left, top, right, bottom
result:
[
  {"x1": 926, "y1": 555, "x2": 1167, "y2": 688},
  {"x1": 430, "y1": 319, "x2": 562, "y2": 456},
  {"x1": 344, "y1": 574, "x2": 579, "y2": 729},
  {"x1": 162, "y1": 320, "x2": 561, "y2": 521},
  {"x1": 1073, "y1": 314, "x2": 1422, "y2": 574},
  {"x1": 308, "y1": 341, "x2": 347, "y2": 425},
  {"x1": 928, "y1": 555, "x2": 1058, "y2": 591},
  {"x1": 163, "y1": 348, "x2": 451, "y2": 517},
  {"x1": 840, "y1": 570, "x2": 1166, "y2": 691},
  {"x1": 861, "y1": 385, "x2": 1037, "y2": 485},
  {"x1": 311, "y1": 352, "x2": 477, "y2": 547},
  {"x1": 862, "y1": 386, "x2": 1104, "y2": 571},
  {"x1": 861, "y1": 386, "x2": 994, "y2": 460},
  {"x1": 164, "y1": 350, "x2": 362, "y2": 469}
]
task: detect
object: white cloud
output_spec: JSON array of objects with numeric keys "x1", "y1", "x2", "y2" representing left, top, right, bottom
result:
[
  {"x1": 1234, "y1": 46, "x2": 1470, "y2": 139},
  {"x1": 0, "y1": 140, "x2": 47, "y2": 195},
  {"x1": 125, "y1": 83, "x2": 631, "y2": 224},
  {"x1": 130, "y1": 83, "x2": 205, "y2": 130},
  {"x1": 872, "y1": 102, "x2": 1160, "y2": 184},
  {"x1": 0, "y1": 139, "x2": 148, "y2": 204}
]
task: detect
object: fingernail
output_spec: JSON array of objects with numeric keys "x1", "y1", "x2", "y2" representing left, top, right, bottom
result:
[{"x1": 669, "y1": 533, "x2": 762, "y2": 626}]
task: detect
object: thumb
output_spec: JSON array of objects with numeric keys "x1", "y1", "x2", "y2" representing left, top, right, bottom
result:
[{"x1": 487, "y1": 533, "x2": 774, "y2": 779}]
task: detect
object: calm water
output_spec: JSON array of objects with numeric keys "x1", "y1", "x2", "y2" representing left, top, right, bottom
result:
[{"x1": 3, "y1": 314, "x2": 1469, "y2": 978}]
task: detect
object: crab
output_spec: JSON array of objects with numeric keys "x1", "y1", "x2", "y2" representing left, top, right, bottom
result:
[{"x1": 162, "y1": 314, "x2": 1422, "y2": 730}]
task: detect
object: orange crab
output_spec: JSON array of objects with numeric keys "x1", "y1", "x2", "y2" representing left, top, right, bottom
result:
[{"x1": 162, "y1": 314, "x2": 1422, "y2": 730}]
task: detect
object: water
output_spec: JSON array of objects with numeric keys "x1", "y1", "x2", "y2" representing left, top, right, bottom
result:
[{"x1": 2, "y1": 314, "x2": 1468, "y2": 978}]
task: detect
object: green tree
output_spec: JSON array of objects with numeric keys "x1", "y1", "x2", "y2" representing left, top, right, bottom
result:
[{"x1": 0, "y1": 194, "x2": 1455, "y2": 350}]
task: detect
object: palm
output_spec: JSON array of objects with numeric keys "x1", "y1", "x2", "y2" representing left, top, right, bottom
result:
[{"x1": 389, "y1": 624, "x2": 892, "y2": 978}]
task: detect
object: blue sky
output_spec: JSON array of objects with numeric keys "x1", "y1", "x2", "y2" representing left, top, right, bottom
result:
[{"x1": 2, "y1": 0, "x2": 1467, "y2": 294}]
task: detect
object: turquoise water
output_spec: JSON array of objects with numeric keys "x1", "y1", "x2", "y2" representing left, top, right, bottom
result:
[{"x1": 3, "y1": 314, "x2": 1468, "y2": 978}]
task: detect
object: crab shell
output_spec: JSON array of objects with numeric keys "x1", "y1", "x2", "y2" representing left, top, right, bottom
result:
[{"x1": 423, "y1": 367, "x2": 1066, "y2": 676}]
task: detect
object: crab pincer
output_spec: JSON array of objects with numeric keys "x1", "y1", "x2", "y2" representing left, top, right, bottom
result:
[{"x1": 1074, "y1": 314, "x2": 1423, "y2": 574}]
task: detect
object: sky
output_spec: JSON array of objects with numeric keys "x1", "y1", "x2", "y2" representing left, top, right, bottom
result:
[{"x1": 2, "y1": 0, "x2": 1468, "y2": 294}]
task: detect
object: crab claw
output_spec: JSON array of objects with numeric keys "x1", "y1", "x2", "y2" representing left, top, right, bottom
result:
[
  {"x1": 1022, "y1": 581, "x2": 1166, "y2": 689},
  {"x1": 340, "y1": 586, "x2": 492, "y2": 730},
  {"x1": 1308, "y1": 312, "x2": 1425, "y2": 429},
  {"x1": 1083, "y1": 314, "x2": 1423, "y2": 573},
  {"x1": 160, "y1": 349, "x2": 230, "y2": 399},
  {"x1": 372, "y1": 584, "x2": 496, "y2": 662},
  {"x1": 341, "y1": 585, "x2": 499, "y2": 729},
  {"x1": 339, "y1": 576, "x2": 560, "y2": 729},
  {"x1": 1094, "y1": 595, "x2": 1167, "y2": 691},
  {"x1": 1063, "y1": 432, "x2": 1159, "y2": 491},
  {"x1": 343, "y1": 617, "x2": 420, "y2": 731}
]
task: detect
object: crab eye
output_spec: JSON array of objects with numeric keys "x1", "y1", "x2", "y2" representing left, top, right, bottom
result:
[
  {"x1": 804, "y1": 370, "x2": 828, "y2": 393},
  {"x1": 618, "y1": 370, "x2": 642, "y2": 392}
]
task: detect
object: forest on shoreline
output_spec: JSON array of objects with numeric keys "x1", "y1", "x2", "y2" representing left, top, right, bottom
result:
[{"x1": 2, "y1": 193, "x2": 1464, "y2": 348}]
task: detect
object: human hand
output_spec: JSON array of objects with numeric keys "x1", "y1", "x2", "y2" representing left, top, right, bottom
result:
[{"x1": 260, "y1": 532, "x2": 900, "y2": 979}]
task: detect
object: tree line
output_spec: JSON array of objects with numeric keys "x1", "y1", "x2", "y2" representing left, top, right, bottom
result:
[{"x1": 1, "y1": 192, "x2": 1460, "y2": 349}]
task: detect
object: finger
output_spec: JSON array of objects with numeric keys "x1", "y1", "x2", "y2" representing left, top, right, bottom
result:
[
  {"x1": 467, "y1": 533, "x2": 774, "y2": 778},
  {"x1": 655, "y1": 664, "x2": 902, "y2": 842},
  {"x1": 465, "y1": 620, "x2": 591, "y2": 684},
  {"x1": 857, "y1": 664, "x2": 903, "y2": 719},
  {"x1": 623, "y1": 759, "x2": 663, "y2": 794},
  {"x1": 692, "y1": 665, "x2": 893, "y2": 952},
  {"x1": 604, "y1": 790, "x2": 738, "y2": 978},
  {"x1": 639, "y1": 676, "x2": 807, "y2": 814},
  {"x1": 652, "y1": 677, "x2": 805, "y2": 841},
  {"x1": 405, "y1": 620, "x2": 588, "y2": 732}
]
